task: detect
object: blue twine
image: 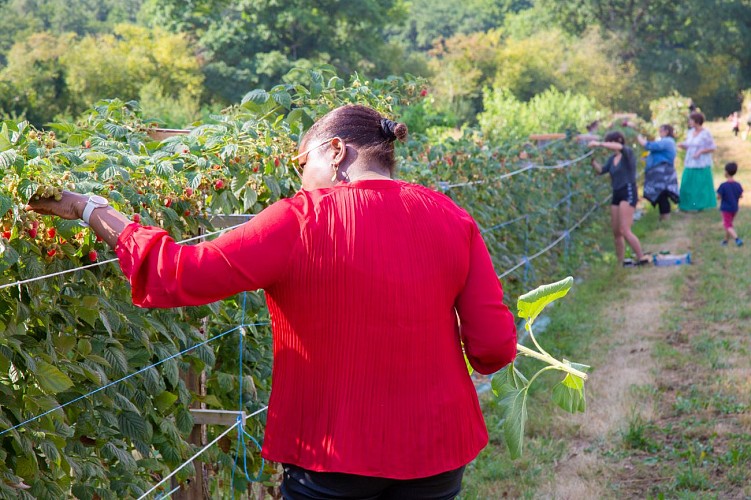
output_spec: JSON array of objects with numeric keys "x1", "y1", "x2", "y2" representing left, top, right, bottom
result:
[
  {"x1": 0, "y1": 321, "x2": 269, "y2": 437},
  {"x1": 522, "y1": 256, "x2": 532, "y2": 284},
  {"x1": 231, "y1": 292, "x2": 265, "y2": 496}
]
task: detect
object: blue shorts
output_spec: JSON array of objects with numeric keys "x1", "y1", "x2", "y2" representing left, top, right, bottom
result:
[{"x1": 612, "y1": 183, "x2": 638, "y2": 207}]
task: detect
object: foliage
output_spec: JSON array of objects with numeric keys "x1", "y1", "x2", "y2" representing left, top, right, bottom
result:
[
  {"x1": 425, "y1": 30, "x2": 503, "y2": 124},
  {"x1": 538, "y1": 0, "x2": 751, "y2": 117},
  {"x1": 0, "y1": 25, "x2": 203, "y2": 128},
  {"x1": 140, "y1": 0, "x2": 406, "y2": 104},
  {"x1": 649, "y1": 93, "x2": 693, "y2": 139},
  {"x1": 494, "y1": 29, "x2": 638, "y2": 112},
  {"x1": 0, "y1": 0, "x2": 143, "y2": 66},
  {"x1": 387, "y1": 0, "x2": 514, "y2": 51},
  {"x1": 478, "y1": 87, "x2": 607, "y2": 144}
]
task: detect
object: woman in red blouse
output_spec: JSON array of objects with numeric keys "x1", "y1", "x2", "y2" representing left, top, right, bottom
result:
[{"x1": 30, "y1": 104, "x2": 517, "y2": 499}]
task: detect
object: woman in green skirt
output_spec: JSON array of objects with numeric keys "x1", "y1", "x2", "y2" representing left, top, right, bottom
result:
[{"x1": 678, "y1": 112, "x2": 717, "y2": 211}]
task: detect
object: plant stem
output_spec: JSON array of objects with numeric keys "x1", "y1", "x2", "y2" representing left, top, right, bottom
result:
[
  {"x1": 524, "y1": 365, "x2": 558, "y2": 390},
  {"x1": 516, "y1": 343, "x2": 588, "y2": 380},
  {"x1": 525, "y1": 323, "x2": 551, "y2": 359}
]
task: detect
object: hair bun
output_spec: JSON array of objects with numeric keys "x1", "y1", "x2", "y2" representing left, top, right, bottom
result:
[{"x1": 380, "y1": 118, "x2": 408, "y2": 143}]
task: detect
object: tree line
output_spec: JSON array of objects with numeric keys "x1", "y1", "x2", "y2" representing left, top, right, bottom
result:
[{"x1": 0, "y1": 0, "x2": 749, "y2": 128}]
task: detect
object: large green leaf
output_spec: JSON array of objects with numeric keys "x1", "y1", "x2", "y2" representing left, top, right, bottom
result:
[
  {"x1": 242, "y1": 89, "x2": 270, "y2": 105},
  {"x1": 498, "y1": 386, "x2": 528, "y2": 459},
  {"x1": 517, "y1": 276, "x2": 574, "y2": 325},
  {"x1": 552, "y1": 373, "x2": 586, "y2": 413},
  {"x1": 117, "y1": 411, "x2": 149, "y2": 442},
  {"x1": 35, "y1": 361, "x2": 74, "y2": 395}
]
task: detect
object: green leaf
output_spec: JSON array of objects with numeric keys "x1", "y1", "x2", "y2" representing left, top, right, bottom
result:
[
  {"x1": 175, "y1": 407, "x2": 194, "y2": 435},
  {"x1": 464, "y1": 353, "x2": 473, "y2": 375},
  {"x1": 0, "y1": 194, "x2": 13, "y2": 217},
  {"x1": 491, "y1": 364, "x2": 528, "y2": 397},
  {"x1": 552, "y1": 373, "x2": 586, "y2": 413},
  {"x1": 15, "y1": 455, "x2": 38, "y2": 480},
  {"x1": 242, "y1": 89, "x2": 270, "y2": 105},
  {"x1": 117, "y1": 411, "x2": 148, "y2": 442},
  {"x1": 17, "y1": 179, "x2": 39, "y2": 202},
  {"x1": 271, "y1": 90, "x2": 292, "y2": 109},
  {"x1": 498, "y1": 386, "x2": 528, "y2": 459},
  {"x1": 243, "y1": 187, "x2": 258, "y2": 211},
  {"x1": 103, "y1": 442, "x2": 137, "y2": 470},
  {"x1": 153, "y1": 391, "x2": 178, "y2": 413},
  {"x1": 35, "y1": 361, "x2": 74, "y2": 394},
  {"x1": 0, "y1": 149, "x2": 18, "y2": 170},
  {"x1": 517, "y1": 276, "x2": 574, "y2": 325},
  {"x1": 264, "y1": 176, "x2": 281, "y2": 201}
]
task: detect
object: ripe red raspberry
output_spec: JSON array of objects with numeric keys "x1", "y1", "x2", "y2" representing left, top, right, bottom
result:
[
  {"x1": 184, "y1": 188, "x2": 194, "y2": 197},
  {"x1": 133, "y1": 213, "x2": 141, "y2": 223},
  {"x1": 2, "y1": 231, "x2": 11, "y2": 240},
  {"x1": 47, "y1": 249, "x2": 56, "y2": 257},
  {"x1": 164, "y1": 198, "x2": 173, "y2": 208},
  {"x1": 28, "y1": 228, "x2": 38, "y2": 238},
  {"x1": 47, "y1": 227, "x2": 56, "y2": 239},
  {"x1": 88, "y1": 250, "x2": 98, "y2": 262},
  {"x1": 214, "y1": 179, "x2": 225, "y2": 190}
]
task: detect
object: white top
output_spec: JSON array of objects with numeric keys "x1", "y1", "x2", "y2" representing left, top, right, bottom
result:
[{"x1": 681, "y1": 128, "x2": 716, "y2": 168}]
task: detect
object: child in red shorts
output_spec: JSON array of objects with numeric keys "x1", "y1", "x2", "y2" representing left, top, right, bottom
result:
[{"x1": 717, "y1": 162, "x2": 743, "y2": 246}]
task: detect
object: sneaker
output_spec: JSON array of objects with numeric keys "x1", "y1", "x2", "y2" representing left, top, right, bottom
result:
[
  {"x1": 736, "y1": 238, "x2": 744, "y2": 247},
  {"x1": 721, "y1": 240, "x2": 728, "y2": 246},
  {"x1": 622, "y1": 258, "x2": 635, "y2": 267},
  {"x1": 636, "y1": 257, "x2": 651, "y2": 266}
]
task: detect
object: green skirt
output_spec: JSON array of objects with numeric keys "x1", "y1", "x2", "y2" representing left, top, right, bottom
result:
[{"x1": 679, "y1": 167, "x2": 717, "y2": 211}]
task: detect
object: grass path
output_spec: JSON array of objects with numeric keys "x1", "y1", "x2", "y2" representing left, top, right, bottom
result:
[{"x1": 538, "y1": 122, "x2": 751, "y2": 498}]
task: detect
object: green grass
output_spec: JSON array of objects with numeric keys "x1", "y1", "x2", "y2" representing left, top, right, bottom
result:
[
  {"x1": 463, "y1": 122, "x2": 751, "y2": 498},
  {"x1": 617, "y1": 208, "x2": 751, "y2": 497}
]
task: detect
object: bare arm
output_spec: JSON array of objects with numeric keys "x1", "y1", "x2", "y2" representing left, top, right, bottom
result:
[
  {"x1": 588, "y1": 140, "x2": 624, "y2": 151},
  {"x1": 591, "y1": 158, "x2": 603, "y2": 174},
  {"x1": 27, "y1": 191, "x2": 132, "y2": 249}
]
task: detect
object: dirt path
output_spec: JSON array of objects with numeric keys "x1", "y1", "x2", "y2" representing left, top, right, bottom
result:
[
  {"x1": 537, "y1": 120, "x2": 748, "y2": 498},
  {"x1": 536, "y1": 215, "x2": 691, "y2": 499}
]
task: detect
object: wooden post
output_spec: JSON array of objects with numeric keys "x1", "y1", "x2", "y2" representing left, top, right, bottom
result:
[
  {"x1": 172, "y1": 367, "x2": 208, "y2": 499},
  {"x1": 146, "y1": 128, "x2": 190, "y2": 142}
]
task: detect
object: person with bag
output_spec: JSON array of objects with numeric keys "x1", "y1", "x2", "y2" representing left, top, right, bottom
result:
[{"x1": 638, "y1": 124, "x2": 679, "y2": 221}]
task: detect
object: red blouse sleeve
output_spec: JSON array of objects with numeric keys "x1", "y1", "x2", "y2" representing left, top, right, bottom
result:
[
  {"x1": 455, "y1": 223, "x2": 517, "y2": 374},
  {"x1": 115, "y1": 197, "x2": 303, "y2": 308}
]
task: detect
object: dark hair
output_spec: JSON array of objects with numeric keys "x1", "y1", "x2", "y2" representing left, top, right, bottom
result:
[
  {"x1": 689, "y1": 112, "x2": 705, "y2": 125},
  {"x1": 726, "y1": 162, "x2": 738, "y2": 176},
  {"x1": 659, "y1": 124, "x2": 675, "y2": 138},
  {"x1": 603, "y1": 131, "x2": 625, "y2": 145},
  {"x1": 586, "y1": 120, "x2": 600, "y2": 132},
  {"x1": 302, "y1": 104, "x2": 408, "y2": 173}
]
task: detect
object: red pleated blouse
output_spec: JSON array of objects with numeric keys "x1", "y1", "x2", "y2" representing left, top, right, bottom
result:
[{"x1": 115, "y1": 179, "x2": 517, "y2": 479}]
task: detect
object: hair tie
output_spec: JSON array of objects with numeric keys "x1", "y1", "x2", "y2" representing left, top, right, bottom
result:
[{"x1": 380, "y1": 118, "x2": 398, "y2": 142}]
